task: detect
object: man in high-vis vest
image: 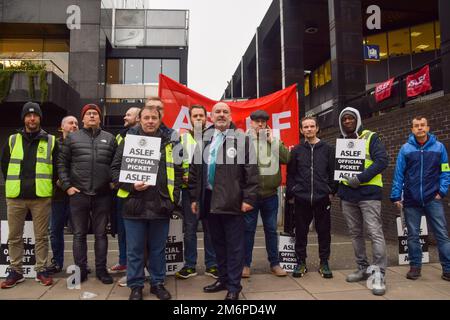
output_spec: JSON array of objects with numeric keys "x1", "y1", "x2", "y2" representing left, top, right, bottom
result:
[
  {"x1": 175, "y1": 105, "x2": 218, "y2": 280},
  {"x1": 109, "y1": 106, "x2": 140, "y2": 276},
  {"x1": 1, "y1": 102, "x2": 58, "y2": 289},
  {"x1": 111, "y1": 104, "x2": 183, "y2": 300},
  {"x1": 337, "y1": 107, "x2": 389, "y2": 296}
]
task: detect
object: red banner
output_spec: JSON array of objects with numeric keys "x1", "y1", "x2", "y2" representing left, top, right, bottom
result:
[
  {"x1": 158, "y1": 74, "x2": 300, "y2": 149},
  {"x1": 406, "y1": 65, "x2": 432, "y2": 98},
  {"x1": 374, "y1": 77, "x2": 394, "y2": 103}
]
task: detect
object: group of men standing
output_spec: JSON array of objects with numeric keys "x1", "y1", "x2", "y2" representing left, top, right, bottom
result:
[{"x1": 0, "y1": 99, "x2": 449, "y2": 300}]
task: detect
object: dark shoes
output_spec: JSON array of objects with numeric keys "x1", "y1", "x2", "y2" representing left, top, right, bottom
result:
[
  {"x1": 129, "y1": 287, "x2": 143, "y2": 300},
  {"x1": 150, "y1": 283, "x2": 171, "y2": 300},
  {"x1": 441, "y1": 272, "x2": 450, "y2": 281},
  {"x1": 318, "y1": 261, "x2": 333, "y2": 279},
  {"x1": 96, "y1": 270, "x2": 113, "y2": 284},
  {"x1": 1, "y1": 270, "x2": 25, "y2": 289},
  {"x1": 224, "y1": 291, "x2": 239, "y2": 300},
  {"x1": 406, "y1": 266, "x2": 422, "y2": 280},
  {"x1": 203, "y1": 280, "x2": 227, "y2": 293},
  {"x1": 46, "y1": 259, "x2": 63, "y2": 274}
]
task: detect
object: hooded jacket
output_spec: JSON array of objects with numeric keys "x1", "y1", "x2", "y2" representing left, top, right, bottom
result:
[
  {"x1": 390, "y1": 133, "x2": 449, "y2": 207},
  {"x1": 337, "y1": 107, "x2": 389, "y2": 203}
]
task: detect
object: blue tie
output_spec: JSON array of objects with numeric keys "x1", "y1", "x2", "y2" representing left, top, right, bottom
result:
[{"x1": 208, "y1": 132, "x2": 224, "y2": 188}]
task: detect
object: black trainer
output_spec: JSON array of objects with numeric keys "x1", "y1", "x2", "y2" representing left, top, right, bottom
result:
[
  {"x1": 46, "y1": 259, "x2": 62, "y2": 274},
  {"x1": 150, "y1": 283, "x2": 171, "y2": 300}
]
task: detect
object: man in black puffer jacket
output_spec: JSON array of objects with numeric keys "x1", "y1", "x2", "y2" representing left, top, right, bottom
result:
[{"x1": 58, "y1": 104, "x2": 116, "y2": 284}]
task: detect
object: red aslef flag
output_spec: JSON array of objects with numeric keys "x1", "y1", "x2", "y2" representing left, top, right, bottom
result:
[
  {"x1": 406, "y1": 65, "x2": 432, "y2": 98},
  {"x1": 374, "y1": 77, "x2": 394, "y2": 103}
]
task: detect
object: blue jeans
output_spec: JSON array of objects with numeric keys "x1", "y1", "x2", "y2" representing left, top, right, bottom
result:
[
  {"x1": 244, "y1": 194, "x2": 279, "y2": 267},
  {"x1": 124, "y1": 218, "x2": 170, "y2": 288},
  {"x1": 404, "y1": 199, "x2": 450, "y2": 272},
  {"x1": 50, "y1": 198, "x2": 70, "y2": 267},
  {"x1": 115, "y1": 198, "x2": 127, "y2": 266},
  {"x1": 182, "y1": 190, "x2": 216, "y2": 268}
]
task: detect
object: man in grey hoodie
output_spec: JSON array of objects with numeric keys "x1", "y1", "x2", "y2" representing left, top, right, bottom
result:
[{"x1": 337, "y1": 107, "x2": 389, "y2": 296}]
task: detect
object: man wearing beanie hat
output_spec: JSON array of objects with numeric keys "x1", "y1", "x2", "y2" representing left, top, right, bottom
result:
[
  {"x1": 1, "y1": 101, "x2": 58, "y2": 289},
  {"x1": 58, "y1": 102, "x2": 116, "y2": 284},
  {"x1": 337, "y1": 106, "x2": 389, "y2": 296}
]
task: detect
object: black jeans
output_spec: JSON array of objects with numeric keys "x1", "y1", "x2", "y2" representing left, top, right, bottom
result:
[
  {"x1": 69, "y1": 192, "x2": 111, "y2": 273},
  {"x1": 294, "y1": 197, "x2": 331, "y2": 262}
]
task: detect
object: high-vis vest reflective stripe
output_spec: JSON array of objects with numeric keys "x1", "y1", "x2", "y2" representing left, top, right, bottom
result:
[
  {"x1": 115, "y1": 133, "x2": 124, "y2": 146},
  {"x1": 6, "y1": 133, "x2": 55, "y2": 198},
  {"x1": 181, "y1": 132, "x2": 197, "y2": 188},
  {"x1": 341, "y1": 130, "x2": 383, "y2": 187},
  {"x1": 117, "y1": 143, "x2": 175, "y2": 202}
]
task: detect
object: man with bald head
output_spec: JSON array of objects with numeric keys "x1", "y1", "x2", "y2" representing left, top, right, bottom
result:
[
  {"x1": 109, "y1": 106, "x2": 141, "y2": 275},
  {"x1": 47, "y1": 115, "x2": 79, "y2": 274},
  {"x1": 189, "y1": 102, "x2": 258, "y2": 300}
]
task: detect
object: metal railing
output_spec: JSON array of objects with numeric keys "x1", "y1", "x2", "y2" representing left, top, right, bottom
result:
[
  {"x1": 0, "y1": 59, "x2": 67, "y2": 82},
  {"x1": 344, "y1": 56, "x2": 443, "y2": 118}
]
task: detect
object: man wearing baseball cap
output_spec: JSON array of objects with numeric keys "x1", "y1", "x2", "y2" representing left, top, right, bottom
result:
[
  {"x1": 242, "y1": 110, "x2": 290, "y2": 278},
  {"x1": 1, "y1": 102, "x2": 58, "y2": 288},
  {"x1": 58, "y1": 103, "x2": 116, "y2": 284}
]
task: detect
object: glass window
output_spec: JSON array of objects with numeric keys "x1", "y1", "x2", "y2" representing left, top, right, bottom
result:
[
  {"x1": 124, "y1": 59, "x2": 143, "y2": 84},
  {"x1": 144, "y1": 59, "x2": 161, "y2": 83},
  {"x1": 435, "y1": 21, "x2": 441, "y2": 50},
  {"x1": 318, "y1": 64, "x2": 325, "y2": 86},
  {"x1": 147, "y1": 10, "x2": 186, "y2": 28},
  {"x1": 324, "y1": 60, "x2": 331, "y2": 83},
  {"x1": 162, "y1": 59, "x2": 180, "y2": 82},
  {"x1": 304, "y1": 75, "x2": 310, "y2": 96},
  {"x1": 115, "y1": 9, "x2": 145, "y2": 27},
  {"x1": 411, "y1": 22, "x2": 435, "y2": 54},
  {"x1": 107, "y1": 59, "x2": 124, "y2": 84},
  {"x1": 388, "y1": 28, "x2": 410, "y2": 57},
  {"x1": 312, "y1": 69, "x2": 319, "y2": 89},
  {"x1": 114, "y1": 29, "x2": 145, "y2": 46},
  {"x1": 366, "y1": 32, "x2": 388, "y2": 59}
]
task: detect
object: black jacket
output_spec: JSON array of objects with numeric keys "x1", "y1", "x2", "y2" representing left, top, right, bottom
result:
[
  {"x1": 1, "y1": 128, "x2": 58, "y2": 199},
  {"x1": 287, "y1": 139, "x2": 337, "y2": 204},
  {"x1": 57, "y1": 127, "x2": 116, "y2": 196},
  {"x1": 189, "y1": 124, "x2": 259, "y2": 218},
  {"x1": 111, "y1": 126, "x2": 183, "y2": 220}
]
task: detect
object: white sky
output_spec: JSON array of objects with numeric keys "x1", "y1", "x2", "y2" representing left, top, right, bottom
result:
[{"x1": 147, "y1": 0, "x2": 273, "y2": 99}]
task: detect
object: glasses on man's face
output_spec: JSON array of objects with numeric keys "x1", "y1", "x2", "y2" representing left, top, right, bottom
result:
[{"x1": 85, "y1": 111, "x2": 99, "y2": 117}]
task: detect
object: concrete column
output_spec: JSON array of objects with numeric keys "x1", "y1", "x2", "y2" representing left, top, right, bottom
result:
[
  {"x1": 328, "y1": 0, "x2": 365, "y2": 117},
  {"x1": 256, "y1": 27, "x2": 279, "y2": 97},
  {"x1": 439, "y1": 0, "x2": 450, "y2": 94},
  {"x1": 280, "y1": 0, "x2": 305, "y2": 118}
]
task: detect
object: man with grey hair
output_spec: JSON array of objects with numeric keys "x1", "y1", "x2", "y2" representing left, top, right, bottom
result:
[
  {"x1": 47, "y1": 115, "x2": 79, "y2": 274},
  {"x1": 189, "y1": 102, "x2": 258, "y2": 300},
  {"x1": 110, "y1": 106, "x2": 141, "y2": 276}
]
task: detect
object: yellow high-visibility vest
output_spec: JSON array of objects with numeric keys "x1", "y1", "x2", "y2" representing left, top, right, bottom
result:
[
  {"x1": 341, "y1": 130, "x2": 383, "y2": 187},
  {"x1": 115, "y1": 133, "x2": 124, "y2": 146},
  {"x1": 180, "y1": 132, "x2": 197, "y2": 187},
  {"x1": 117, "y1": 143, "x2": 176, "y2": 202},
  {"x1": 6, "y1": 133, "x2": 55, "y2": 198}
]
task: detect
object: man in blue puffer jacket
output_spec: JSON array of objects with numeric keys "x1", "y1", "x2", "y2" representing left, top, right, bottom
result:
[{"x1": 391, "y1": 116, "x2": 450, "y2": 282}]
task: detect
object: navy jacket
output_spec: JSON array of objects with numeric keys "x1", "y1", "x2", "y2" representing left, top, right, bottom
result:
[{"x1": 390, "y1": 133, "x2": 450, "y2": 207}]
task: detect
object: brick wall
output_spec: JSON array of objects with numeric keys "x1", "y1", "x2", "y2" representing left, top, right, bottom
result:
[{"x1": 320, "y1": 94, "x2": 450, "y2": 240}]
